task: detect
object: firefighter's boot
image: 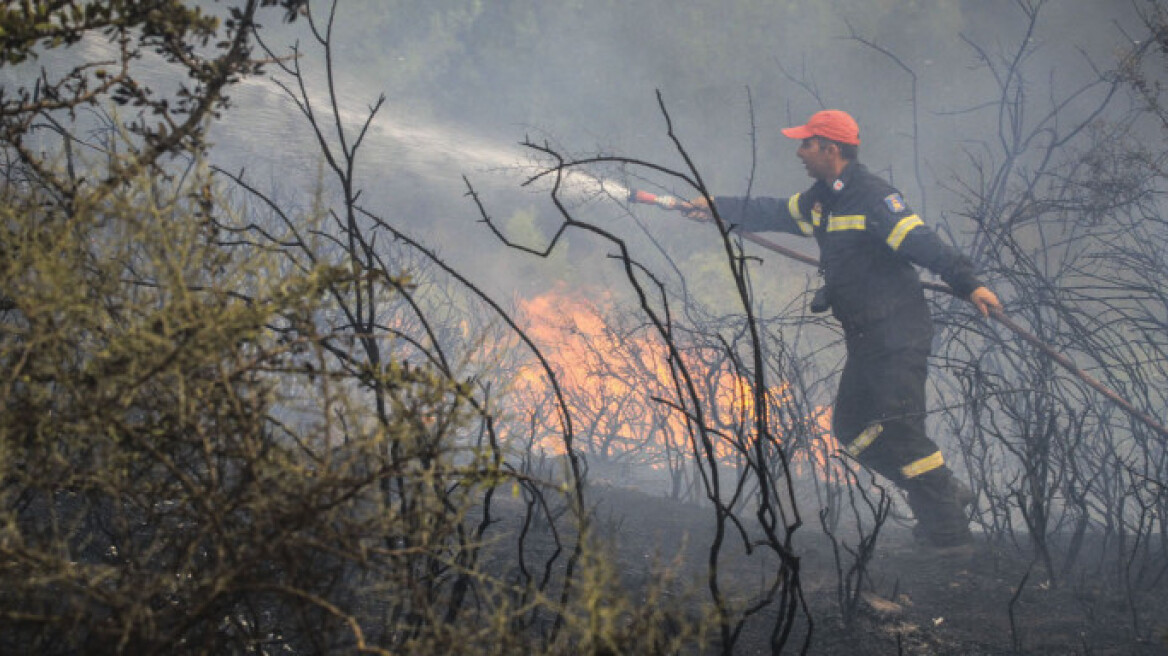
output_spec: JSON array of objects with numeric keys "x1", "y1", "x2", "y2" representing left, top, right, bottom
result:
[{"x1": 904, "y1": 467, "x2": 973, "y2": 548}]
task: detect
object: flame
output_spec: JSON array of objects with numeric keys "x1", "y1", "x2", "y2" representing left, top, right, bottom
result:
[{"x1": 509, "y1": 287, "x2": 844, "y2": 480}]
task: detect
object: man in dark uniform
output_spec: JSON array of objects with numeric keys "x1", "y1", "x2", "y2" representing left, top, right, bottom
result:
[{"x1": 690, "y1": 110, "x2": 1002, "y2": 547}]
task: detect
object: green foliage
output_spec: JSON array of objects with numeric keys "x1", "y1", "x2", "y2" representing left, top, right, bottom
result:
[
  {"x1": 1, "y1": 164, "x2": 384, "y2": 651},
  {"x1": 0, "y1": 162, "x2": 709, "y2": 652},
  {"x1": 0, "y1": 2, "x2": 723, "y2": 653},
  {"x1": 0, "y1": 1, "x2": 220, "y2": 65},
  {"x1": 0, "y1": 0, "x2": 306, "y2": 201}
]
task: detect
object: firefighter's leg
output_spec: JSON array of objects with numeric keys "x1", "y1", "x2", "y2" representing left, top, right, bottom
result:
[
  {"x1": 839, "y1": 337, "x2": 972, "y2": 546},
  {"x1": 832, "y1": 350, "x2": 872, "y2": 453},
  {"x1": 886, "y1": 348, "x2": 972, "y2": 546}
]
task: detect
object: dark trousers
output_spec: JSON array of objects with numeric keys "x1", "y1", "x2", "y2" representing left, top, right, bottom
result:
[
  {"x1": 832, "y1": 313, "x2": 938, "y2": 483},
  {"x1": 832, "y1": 312, "x2": 971, "y2": 544}
]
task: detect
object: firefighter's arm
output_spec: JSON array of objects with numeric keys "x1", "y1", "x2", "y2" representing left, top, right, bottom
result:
[
  {"x1": 687, "y1": 193, "x2": 817, "y2": 237},
  {"x1": 868, "y1": 191, "x2": 1001, "y2": 314}
]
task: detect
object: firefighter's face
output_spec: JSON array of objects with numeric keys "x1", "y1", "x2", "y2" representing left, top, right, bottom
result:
[{"x1": 797, "y1": 137, "x2": 836, "y2": 181}]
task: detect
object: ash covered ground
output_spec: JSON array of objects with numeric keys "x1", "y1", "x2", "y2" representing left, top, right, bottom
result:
[{"x1": 501, "y1": 483, "x2": 1168, "y2": 655}]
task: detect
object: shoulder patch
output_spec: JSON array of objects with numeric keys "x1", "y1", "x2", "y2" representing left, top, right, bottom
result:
[{"x1": 884, "y1": 193, "x2": 906, "y2": 213}]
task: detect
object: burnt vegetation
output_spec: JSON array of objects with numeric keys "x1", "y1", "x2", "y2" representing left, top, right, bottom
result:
[{"x1": 2, "y1": 1, "x2": 1168, "y2": 654}]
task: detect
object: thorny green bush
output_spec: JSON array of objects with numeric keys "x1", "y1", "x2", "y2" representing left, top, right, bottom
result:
[
  {"x1": 0, "y1": 167, "x2": 446, "y2": 652},
  {"x1": 0, "y1": 1, "x2": 717, "y2": 653},
  {"x1": 0, "y1": 132, "x2": 711, "y2": 656}
]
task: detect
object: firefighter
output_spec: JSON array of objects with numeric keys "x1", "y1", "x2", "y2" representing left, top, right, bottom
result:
[{"x1": 690, "y1": 109, "x2": 1002, "y2": 548}]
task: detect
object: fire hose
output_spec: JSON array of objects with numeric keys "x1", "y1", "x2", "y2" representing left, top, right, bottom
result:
[{"x1": 629, "y1": 189, "x2": 1168, "y2": 440}]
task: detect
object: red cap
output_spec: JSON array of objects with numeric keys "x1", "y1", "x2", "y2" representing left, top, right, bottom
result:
[{"x1": 781, "y1": 110, "x2": 860, "y2": 146}]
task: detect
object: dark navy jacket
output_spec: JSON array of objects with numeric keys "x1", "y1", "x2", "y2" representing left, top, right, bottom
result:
[{"x1": 715, "y1": 161, "x2": 982, "y2": 331}]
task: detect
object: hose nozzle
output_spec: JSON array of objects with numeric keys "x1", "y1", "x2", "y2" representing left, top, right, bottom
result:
[{"x1": 630, "y1": 190, "x2": 686, "y2": 211}]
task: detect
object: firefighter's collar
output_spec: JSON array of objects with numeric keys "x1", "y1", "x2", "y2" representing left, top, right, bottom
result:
[{"x1": 830, "y1": 161, "x2": 862, "y2": 194}]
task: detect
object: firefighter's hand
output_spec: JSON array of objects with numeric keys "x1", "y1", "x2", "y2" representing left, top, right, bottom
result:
[
  {"x1": 969, "y1": 286, "x2": 1002, "y2": 318},
  {"x1": 685, "y1": 196, "x2": 712, "y2": 220}
]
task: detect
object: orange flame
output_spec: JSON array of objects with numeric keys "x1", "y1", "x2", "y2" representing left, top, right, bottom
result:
[{"x1": 511, "y1": 287, "x2": 843, "y2": 479}]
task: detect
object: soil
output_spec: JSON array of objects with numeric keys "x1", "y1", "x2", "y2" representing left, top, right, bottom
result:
[{"x1": 579, "y1": 484, "x2": 1168, "y2": 655}]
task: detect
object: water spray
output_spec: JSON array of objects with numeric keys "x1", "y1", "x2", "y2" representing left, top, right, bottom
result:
[{"x1": 554, "y1": 170, "x2": 631, "y2": 204}]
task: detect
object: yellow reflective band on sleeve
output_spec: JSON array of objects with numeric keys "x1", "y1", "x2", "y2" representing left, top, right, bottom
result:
[
  {"x1": 887, "y1": 214, "x2": 924, "y2": 250},
  {"x1": 827, "y1": 214, "x2": 866, "y2": 232},
  {"x1": 789, "y1": 194, "x2": 814, "y2": 236},
  {"x1": 788, "y1": 193, "x2": 803, "y2": 220},
  {"x1": 844, "y1": 423, "x2": 883, "y2": 457},
  {"x1": 901, "y1": 451, "x2": 945, "y2": 479}
]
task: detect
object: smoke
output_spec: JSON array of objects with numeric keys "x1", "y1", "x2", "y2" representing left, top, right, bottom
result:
[
  {"x1": 209, "y1": 1, "x2": 1151, "y2": 263},
  {"x1": 12, "y1": 8, "x2": 1168, "y2": 645},
  {"x1": 189, "y1": 0, "x2": 1156, "y2": 377},
  {"x1": 22, "y1": 1, "x2": 1152, "y2": 328}
]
